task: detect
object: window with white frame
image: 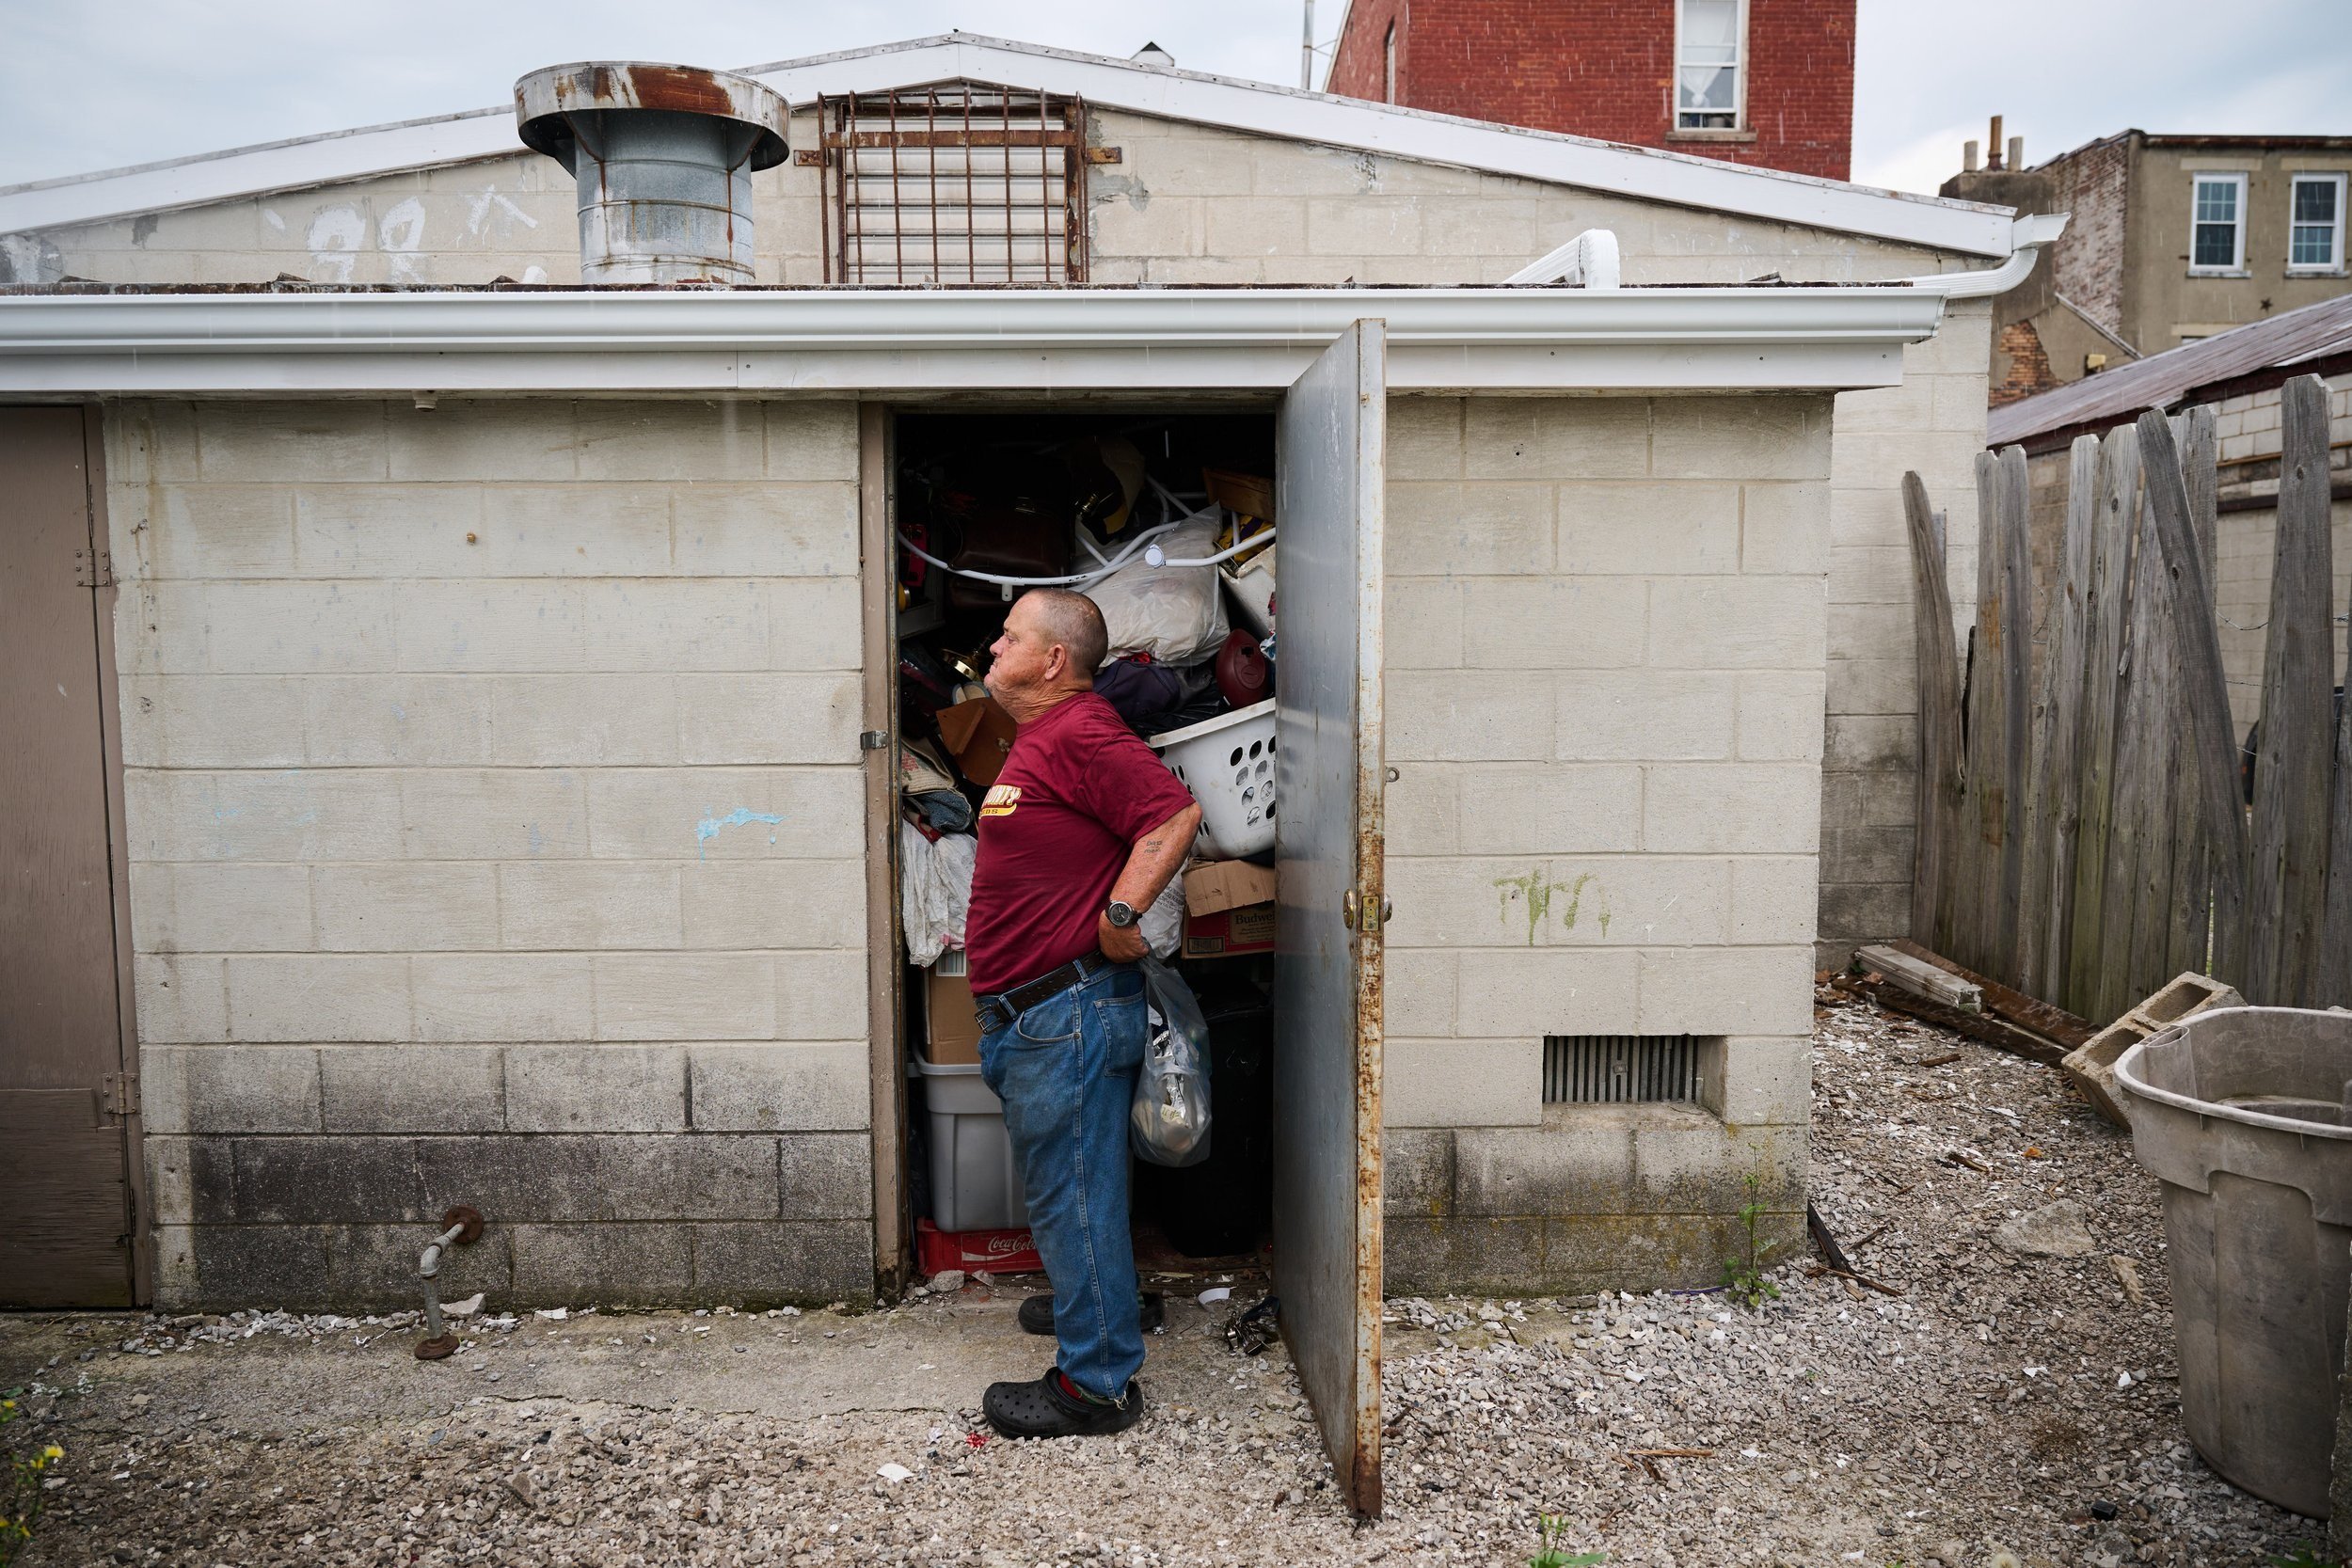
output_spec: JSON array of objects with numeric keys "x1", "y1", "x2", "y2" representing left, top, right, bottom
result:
[
  {"x1": 1383, "y1": 22, "x2": 1398, "y2": 103},
  {"x1": 2289, "y1": 174, "x2": 2346, "y2": 271},
  {"x1": 2190, "y1": 173, "x2": 2248, "y2": 273},
  {"x1": 1676, "y1": 0, "x2": 1744, "y2": 131}
]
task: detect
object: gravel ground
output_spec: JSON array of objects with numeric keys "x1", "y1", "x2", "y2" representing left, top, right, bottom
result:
[{"x1": 1, "y1": 983, "x2": 2323, "y2": 1567}]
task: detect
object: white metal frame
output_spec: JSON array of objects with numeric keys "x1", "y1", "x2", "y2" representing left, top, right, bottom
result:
[
  {"x1": 1672, "y1": 0, "x2": 1749, "y2": 134},
  {"x1": 2188, "y1": 171, "x2": 2249, "y2": 276},
  {"x1": 0, "y1": 34, "x2": 2018, "y2": 258},
  {"x1": 2287, "y1": 172, "x2": 2348, "y2": 274}
]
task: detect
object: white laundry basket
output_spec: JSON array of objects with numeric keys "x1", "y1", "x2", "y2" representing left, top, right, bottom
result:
[{"x1": 1151, "y1": 699, "x2": 1278, "y2": 860}]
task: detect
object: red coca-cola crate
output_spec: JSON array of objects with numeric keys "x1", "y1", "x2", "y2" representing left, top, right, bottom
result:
[{"x1": 914, "y1": 1218, "x2": 1042, "y2": 1277}]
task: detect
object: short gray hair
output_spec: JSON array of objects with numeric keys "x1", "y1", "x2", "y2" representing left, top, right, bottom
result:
[{"x1": 1023, "y1": 587, "x2": 1110, "y2": 679}]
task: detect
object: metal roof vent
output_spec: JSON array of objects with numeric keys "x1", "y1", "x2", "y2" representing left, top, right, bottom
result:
[{"x1": 515, "y1": 62, "x2": 789, "y2": 285}]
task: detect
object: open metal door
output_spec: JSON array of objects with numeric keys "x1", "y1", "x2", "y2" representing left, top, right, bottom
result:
[{"x1": 1271, "y1": 321, "x2": 1387, "y2": 1515}]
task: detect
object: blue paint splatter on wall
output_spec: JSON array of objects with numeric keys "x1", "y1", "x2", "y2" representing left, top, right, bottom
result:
[{"x1": 696, "y1": 806, "x2": 783, "y2": 860}]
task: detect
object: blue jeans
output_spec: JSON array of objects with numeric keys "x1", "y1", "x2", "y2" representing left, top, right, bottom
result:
[{"x1": 977, "y1": 960, "x2": 1148, "y2": 1402}]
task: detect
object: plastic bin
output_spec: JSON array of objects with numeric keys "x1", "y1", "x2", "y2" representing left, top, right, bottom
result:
[
  {"x1": 914, "y1": 1056, "x2": 1029, "y2": 1232},
  {"x1": 2113, "y1": 1006, "x2": 2352, "y2": 1518},
  {"x1": 1151, "y1": 699, "x2": 1277, "y2": 860}
]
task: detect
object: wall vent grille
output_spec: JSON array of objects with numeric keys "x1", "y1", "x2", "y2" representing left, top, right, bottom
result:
[
  {"x1": 818, "y1": 87, "x2": 1088, "y2": 286},
  {"x1": 1543, "y1": 1034, "x2": 1702, "y2": 1105}
]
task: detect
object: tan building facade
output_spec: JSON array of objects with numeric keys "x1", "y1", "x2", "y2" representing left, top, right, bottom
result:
[{"x1": 1946, "y1": 132, "x2": 2352, "y2": 404}]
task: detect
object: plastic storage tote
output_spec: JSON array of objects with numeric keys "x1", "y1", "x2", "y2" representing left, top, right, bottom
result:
[
  {"x1": 2113, "y1": 1006, "x2": 2352, "y2": 1518},
  {"x1": 914, "y1": 1056, "x2": 1029, "y2": 1232},
  {"x1": 1150, "y1": 698, "x2": 1277, "y2": 860}
]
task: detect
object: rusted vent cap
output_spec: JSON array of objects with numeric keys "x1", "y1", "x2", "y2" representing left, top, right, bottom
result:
[{"x1": 515, "y1": 62, "x2": 789, "y2": 171}]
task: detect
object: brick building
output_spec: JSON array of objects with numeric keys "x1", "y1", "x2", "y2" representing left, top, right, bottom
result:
[
  {"x1": 1325, "y1": 0, "x2": 1855, "y2": 181},
  {"x1": 1946, "y1": 130, "x2": 2352, "y2": 405}
]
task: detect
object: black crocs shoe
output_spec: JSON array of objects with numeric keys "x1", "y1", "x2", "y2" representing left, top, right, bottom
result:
[
  {"x1": 983, "y1": 1367, "x2": 1145, "y2": 1438},
  {"x1": 1017, "y1": 1291, "x2": 1166, "y2": 1336}
]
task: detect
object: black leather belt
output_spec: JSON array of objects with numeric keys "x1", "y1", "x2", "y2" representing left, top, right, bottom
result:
[{"x1": 973, "y1": 952, "x2": 1123, "y2": 1036}]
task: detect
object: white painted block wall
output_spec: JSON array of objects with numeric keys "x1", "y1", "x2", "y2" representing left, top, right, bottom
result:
[
  {"x1": 1378, "y1": 392, "x2": 1826, "y2": 1292},
  {"x1": 108, "y1": 397, "x2": 875, "y2": 1307}
]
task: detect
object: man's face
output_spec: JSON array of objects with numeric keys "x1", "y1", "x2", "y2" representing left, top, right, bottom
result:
[{"x1": 985, "y1": 596, "x2": 1061, "y2": 704}]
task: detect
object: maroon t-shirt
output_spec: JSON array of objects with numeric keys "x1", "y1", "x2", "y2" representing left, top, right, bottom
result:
[{"x1": 964, "y1": 691, "x2": 1198, "y2": 995}]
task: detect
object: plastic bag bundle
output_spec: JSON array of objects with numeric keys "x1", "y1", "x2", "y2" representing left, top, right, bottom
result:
[
  {"x1": 1140, "y1": 874, "x2": 1184, "y2": 961},
  {"x1": 1132, "y1": 958, "x2": 1213, "y2": 1167},
  {"x1": 1085, "y1": 516, "x2": 1230, "y2": 667},
  {"x1": 898, "y1": 820, "x2": 977, "y2": 967}
]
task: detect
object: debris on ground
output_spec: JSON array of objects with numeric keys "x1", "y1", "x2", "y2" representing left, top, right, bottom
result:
[{"x1": 0, "y1": 980, "x2": 2318, "y2": 1567}]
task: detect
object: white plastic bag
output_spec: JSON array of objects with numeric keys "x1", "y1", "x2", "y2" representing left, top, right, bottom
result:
[
  {"x1": 1085, "y1": 516, "x2": 1230, "y2": 666},
  {"x1": 899, "y1": 821, "x2": 977, "y2": 967},
  {"x1": 1141, "y1": 873, "x2": 1184, "y2": 961},
  {"x1": 1132, "y1": 958, "x2": 1213, "y2": 1167}
]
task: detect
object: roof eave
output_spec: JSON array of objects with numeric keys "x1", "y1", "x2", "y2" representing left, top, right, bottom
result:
[{"x1": 0, "y1": 282, "x2": 1948, "y2": 396}]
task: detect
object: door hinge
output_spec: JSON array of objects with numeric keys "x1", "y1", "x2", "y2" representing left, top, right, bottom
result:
[
  {"x1": 74, "y1": 546, "x2": 114, "y2": 588},
  {"x1": 860, "y1": 730, "x2": 892, "y2": 752},
  {"x1": 100, "y1": 1071, "x2": 139, "y2": 1119}
]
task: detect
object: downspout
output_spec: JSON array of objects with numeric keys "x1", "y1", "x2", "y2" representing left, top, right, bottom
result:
[{"x1": 1896, "y1": 212, "x2": 2069, "y2": 297}]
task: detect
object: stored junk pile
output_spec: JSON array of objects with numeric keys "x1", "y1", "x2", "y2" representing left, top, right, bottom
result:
[{"x1": 890, "y1": 415, "x2": 1282, "y2": 1275}]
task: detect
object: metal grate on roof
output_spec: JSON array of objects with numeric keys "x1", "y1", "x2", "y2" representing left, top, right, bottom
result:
[
  {"x1": 818, "y1": 86, "x2": 1089, "y2": 286},
  {"x1": 1544, "y1": 1035, "x2": 1704, "y2": 1105}
]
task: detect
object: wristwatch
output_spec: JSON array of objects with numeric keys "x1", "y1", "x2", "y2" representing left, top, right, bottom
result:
[{"x1": 1104, "y1": 900, "x2": 1140, "y2": 929}]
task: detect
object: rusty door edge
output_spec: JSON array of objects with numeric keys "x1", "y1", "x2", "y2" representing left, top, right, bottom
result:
[
  {"x1": 1347, "y1": 323, "x2": 1388, "y2": 1517},
  {"x1": 860, "y1": 402, "x2": 911, "y2": 1298},
  {"x1": 81, "y1": 401, "x2": 151, "y2": 1307}
]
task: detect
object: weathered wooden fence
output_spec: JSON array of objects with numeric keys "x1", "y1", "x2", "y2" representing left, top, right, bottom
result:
[{"x1": 1908, "y1": 373, "x2": 2349, "y2": 1022}]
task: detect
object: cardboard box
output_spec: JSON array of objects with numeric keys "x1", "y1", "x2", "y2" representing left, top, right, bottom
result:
[
  {"x1": 925, "y1": 964, "x2": 982, "y2": 1065},
  {"x1": 934, "y1": 695, "x2": 1018, "y2": 787},
  {"x1": 1181, "y1": 901, "x2": 1276, "y2": 959},
  {"x1": 1184, "y1": 859, "x2": 1278, "y2": 918}
]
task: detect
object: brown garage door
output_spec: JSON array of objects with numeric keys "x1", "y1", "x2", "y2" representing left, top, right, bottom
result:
[{"x1": 0, "y1": 406, "x2": 139, "y2": 1308}]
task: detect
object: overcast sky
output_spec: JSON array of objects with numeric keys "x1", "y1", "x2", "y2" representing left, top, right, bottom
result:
[{"x1": 2, "y1": 0, "x2": 2346, "y2": 196}]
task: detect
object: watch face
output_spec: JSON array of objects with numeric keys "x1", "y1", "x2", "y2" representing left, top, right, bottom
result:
[{"x1": 1107, "y1": 901, "x2": 1138, "y2": 927}]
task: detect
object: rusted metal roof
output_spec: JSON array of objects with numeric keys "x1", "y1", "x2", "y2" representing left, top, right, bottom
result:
[{"x1": 1986, "y1": 293, "x2": 2352, "y2": 451}]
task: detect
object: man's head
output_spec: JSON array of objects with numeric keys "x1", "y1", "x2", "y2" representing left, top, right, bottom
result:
[{"x1": 986, "y1": 588, "x2": 1109, "y2": 719}]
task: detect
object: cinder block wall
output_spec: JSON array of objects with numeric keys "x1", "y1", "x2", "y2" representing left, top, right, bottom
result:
[
  {"x1": 1376, "y1": 392, "x2": 1823, "y2": 1295},
  {"x1": 109, "y1": 396, "x2": 875, "y2": 1310}
]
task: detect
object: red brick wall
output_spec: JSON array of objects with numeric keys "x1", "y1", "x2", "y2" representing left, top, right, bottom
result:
[
  {"x1": 1327, "y1": 0, "x2": 1853, "y2": 181},
  {"x1": 1990, "y1": 319, "x2": 2056, "y2": 406}
]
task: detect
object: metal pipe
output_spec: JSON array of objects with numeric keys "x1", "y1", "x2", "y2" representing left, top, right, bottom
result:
[{"x1": 413, "y1": 1205, "x2": 484, "y2": 1361}]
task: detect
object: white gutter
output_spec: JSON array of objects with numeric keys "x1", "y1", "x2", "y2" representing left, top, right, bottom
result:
[
  {"x1": 0, "y1": 36, "x2": 2019, "y2": 258},
  {"x1": 0, "y1": 284, "x2": 1948, "y2": 396},
  {"x1": 1897, "y1": 212, "x2": 2070, "y2": 298}
]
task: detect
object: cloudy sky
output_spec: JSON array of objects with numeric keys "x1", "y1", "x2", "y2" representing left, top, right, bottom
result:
[{"x1": 2, "y1": 0, "x2": 2346, "y2": 195}]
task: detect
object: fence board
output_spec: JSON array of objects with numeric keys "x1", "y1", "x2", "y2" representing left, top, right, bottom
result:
[
  {"x1": 2137, "y1": 410, "x2": 2249, "y2": 990},
  {"x1": 2246, "y1": 374, "x2": 2338, "y2": 1006},
  {"x1": 2169, "y1": 408, "x2": 2218, "y2": 976},
  {"x1": 1902, "y1": 472, "x2": 1965, "y2": 957},
  {"x1": 2096, "y1": 462, "x2": 2165, "y2": 1022},
  {"x1": 2036, "y1": 435, "x2": 2101, "y2": 998},
  {"x1": 2064, "y1": 428, "x2": 2137, "y2": 1018},
  {"x1": 2122, "y1": 482, "x2": 2183, "y2": 1007}
]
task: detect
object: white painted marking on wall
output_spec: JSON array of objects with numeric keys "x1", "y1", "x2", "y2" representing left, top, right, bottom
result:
[
  {"x1": 262, "y1": 207, "x2": 286, "y2": 232},
  {"x1": 306, "y1": 204, "x2": 365, "y2": 283},
  {"x1": 519, "y1": 265, "x2": 548, "y2": 286},
  {"x1": 377, "y1": 198, "x2": 427, "y2": 284},
  {"x1": 466, "y1": 187, "x2": 541, "y2": 239}
]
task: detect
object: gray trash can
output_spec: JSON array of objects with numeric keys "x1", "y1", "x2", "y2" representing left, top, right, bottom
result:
[{"x1": 2113, "y1": 1006, "x2": 2352, "y2": 1518}]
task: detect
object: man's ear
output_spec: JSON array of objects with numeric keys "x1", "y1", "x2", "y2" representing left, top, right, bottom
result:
[{"x1": 1041, "y1": 642, "x2": 1070, "y2": 684}]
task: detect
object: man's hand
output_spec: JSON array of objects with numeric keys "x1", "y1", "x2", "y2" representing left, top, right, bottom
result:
[{"x1": 1097, "y1": 910, "x2": 1149, "y2": 963}]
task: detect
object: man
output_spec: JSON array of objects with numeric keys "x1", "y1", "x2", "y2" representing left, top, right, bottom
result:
[{"x1": 965, "y1": 587, "x2": 1201, "y2": 1438}]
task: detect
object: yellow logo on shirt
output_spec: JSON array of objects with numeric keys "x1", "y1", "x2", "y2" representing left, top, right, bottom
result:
[{"x1": 979, "y1": 784, "x2": 1021, "y2": 818}]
